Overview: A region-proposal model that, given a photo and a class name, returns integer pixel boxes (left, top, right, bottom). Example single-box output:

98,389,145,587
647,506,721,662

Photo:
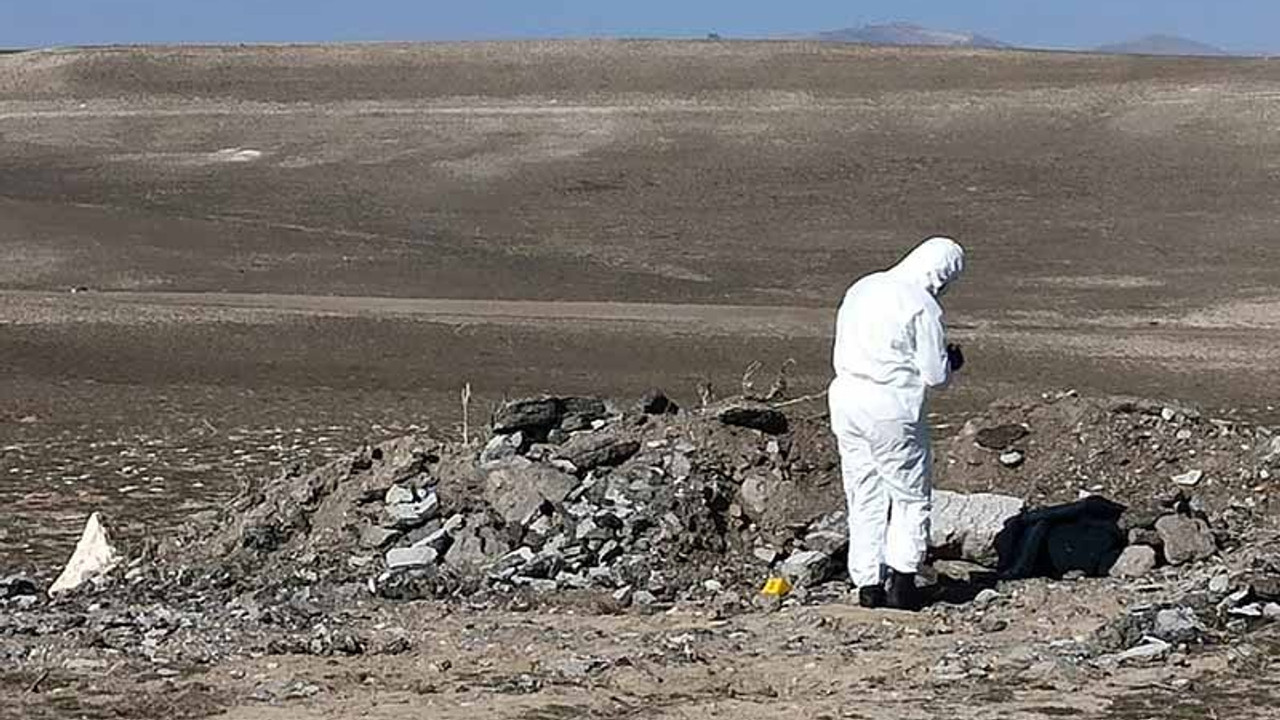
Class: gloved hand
947,343,965,373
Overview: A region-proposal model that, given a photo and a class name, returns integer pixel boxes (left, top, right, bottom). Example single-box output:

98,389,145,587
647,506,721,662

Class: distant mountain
815,22,1010,49
1095,34,1227,57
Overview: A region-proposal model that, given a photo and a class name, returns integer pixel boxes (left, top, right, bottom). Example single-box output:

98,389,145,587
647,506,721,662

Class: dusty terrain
3,41,1280,717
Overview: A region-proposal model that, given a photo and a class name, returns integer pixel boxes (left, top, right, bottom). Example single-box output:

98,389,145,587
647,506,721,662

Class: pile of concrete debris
12,389,1280,618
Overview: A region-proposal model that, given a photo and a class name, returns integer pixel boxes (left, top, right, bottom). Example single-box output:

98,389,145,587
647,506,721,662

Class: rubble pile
175,391,849,608
133,389,1279,608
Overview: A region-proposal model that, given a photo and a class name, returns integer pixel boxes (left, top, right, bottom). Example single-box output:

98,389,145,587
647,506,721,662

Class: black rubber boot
885,570,923,611
857,585,886,609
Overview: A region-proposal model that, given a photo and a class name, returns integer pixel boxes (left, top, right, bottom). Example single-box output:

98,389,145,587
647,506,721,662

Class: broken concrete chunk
554,433,639,473
1109,545,1158,579
1171,470,1204,487
929,491,1025,567
50,512,122,596
384,493,440,530
1155,514,1216,565
385,545,438,570
779,550,833,588
384,484,415,505
482,457,577,526
493,397,563,436
480,432,524,465
717,405,789,435
359,525,401,550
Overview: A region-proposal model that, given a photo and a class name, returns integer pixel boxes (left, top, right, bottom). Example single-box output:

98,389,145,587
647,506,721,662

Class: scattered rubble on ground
4,388,1280,704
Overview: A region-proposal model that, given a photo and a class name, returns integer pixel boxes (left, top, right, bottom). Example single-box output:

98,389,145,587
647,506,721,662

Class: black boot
885,570,922,611
857,585,886,609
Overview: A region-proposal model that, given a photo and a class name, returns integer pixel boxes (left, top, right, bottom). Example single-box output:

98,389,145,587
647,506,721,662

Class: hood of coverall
888,236,965,297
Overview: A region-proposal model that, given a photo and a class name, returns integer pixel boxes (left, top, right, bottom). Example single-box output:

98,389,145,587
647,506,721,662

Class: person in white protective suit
828,237,965,610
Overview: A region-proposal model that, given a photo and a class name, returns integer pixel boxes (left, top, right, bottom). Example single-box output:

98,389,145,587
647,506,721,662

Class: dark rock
562,397,607,421
975,424,1029,450
717,405,789,435
1155,515,1216,565
555,433,640,473
0,575,39,599
1127,528,1164,548
493,397,563,437
640,389,677,415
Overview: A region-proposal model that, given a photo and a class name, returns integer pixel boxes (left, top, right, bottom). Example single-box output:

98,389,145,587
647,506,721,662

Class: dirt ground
3,41,1280,717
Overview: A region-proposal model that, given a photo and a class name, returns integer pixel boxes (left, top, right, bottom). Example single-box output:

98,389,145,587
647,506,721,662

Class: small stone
1171,470,1204,487
385,545,438,570
979,616,1008,633
385,484,415,505
753,546,779,565
1117,637,1171,664
1109,545,1158,579
495,547,536,572
480,432,524,465
703,579,724,593
973,588,1002,609
359,525,400,550
998,450,1025,468
527,578,559,593
632,590,658,607
612,586,634,606
1264,603,1280,620
1153,606,1202,642
0,575,40,599
669,453,693,480
1161,408,1177,422
1209,574,1231,594
384,493,440,530
1176,429,1193,441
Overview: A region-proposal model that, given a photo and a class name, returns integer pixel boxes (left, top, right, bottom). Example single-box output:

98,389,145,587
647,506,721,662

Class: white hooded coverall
828,237,965,588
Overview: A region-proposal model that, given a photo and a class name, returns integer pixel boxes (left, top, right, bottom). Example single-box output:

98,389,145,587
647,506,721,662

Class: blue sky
3,1,1276,54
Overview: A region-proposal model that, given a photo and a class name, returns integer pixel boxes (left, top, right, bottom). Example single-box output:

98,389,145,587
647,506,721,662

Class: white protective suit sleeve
828,236,965,588
912,302,951,389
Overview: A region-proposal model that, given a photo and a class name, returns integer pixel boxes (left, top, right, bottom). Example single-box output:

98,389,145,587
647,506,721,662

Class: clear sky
2,1,1276,54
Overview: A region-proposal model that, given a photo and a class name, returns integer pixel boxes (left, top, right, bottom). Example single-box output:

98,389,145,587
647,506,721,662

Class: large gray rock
1109,545,1158,579
554,433,639,473
1155,515,1216,565
780,550,834,588
482,457,578,526
929,491,1025,566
